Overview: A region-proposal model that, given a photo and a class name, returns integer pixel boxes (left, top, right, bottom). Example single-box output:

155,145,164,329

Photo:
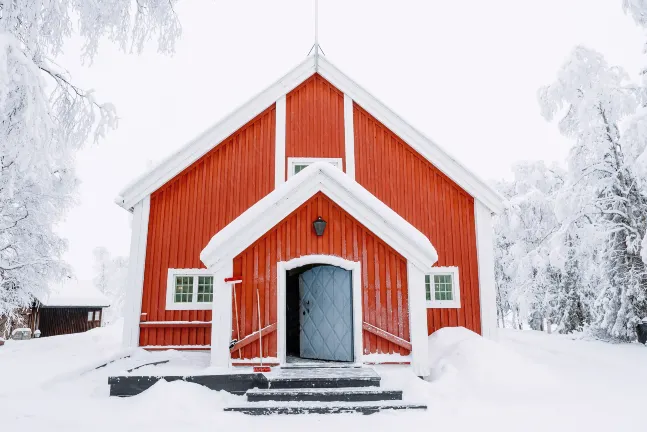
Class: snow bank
426,327,557,392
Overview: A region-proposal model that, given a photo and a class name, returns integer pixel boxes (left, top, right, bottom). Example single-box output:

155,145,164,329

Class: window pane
94,311,100,321
433,274,454,302
197,276,213,302
88,311,93,321
425,274,431,301
294,164,309,174
175,276,194,303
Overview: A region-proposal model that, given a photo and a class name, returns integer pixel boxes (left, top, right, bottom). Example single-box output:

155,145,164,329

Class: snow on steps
246,387,402,402
224,401,427,415
226,367,427,415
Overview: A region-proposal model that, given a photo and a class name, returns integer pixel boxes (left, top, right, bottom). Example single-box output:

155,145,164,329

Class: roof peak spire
307,0,325,68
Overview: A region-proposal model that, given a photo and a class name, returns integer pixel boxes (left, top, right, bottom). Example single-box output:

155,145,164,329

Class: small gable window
425,267,461,309
288,157,342,178
166,269,214,310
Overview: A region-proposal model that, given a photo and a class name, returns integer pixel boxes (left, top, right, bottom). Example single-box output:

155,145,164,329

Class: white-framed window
94,311,101,321
425,266,461,309
287,157,342,178
166,269,215,310
87,311,94,322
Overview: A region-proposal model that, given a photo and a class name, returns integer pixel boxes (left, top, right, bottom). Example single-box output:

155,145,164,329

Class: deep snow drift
1,324,645,431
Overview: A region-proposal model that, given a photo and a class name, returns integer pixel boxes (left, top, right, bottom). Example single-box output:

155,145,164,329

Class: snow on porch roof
200,162,438,272
115,54,504,214
34,279,110,308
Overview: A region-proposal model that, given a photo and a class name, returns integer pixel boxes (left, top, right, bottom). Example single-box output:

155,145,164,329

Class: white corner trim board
122,195,150,349
274,95,287,187
344,94,356,180
115,55,503,214
210,260,234,368
407,261,430,377
276,255,363,366
425,266,461,309
165,268,215,311
475,200,498,340
200,162,438,273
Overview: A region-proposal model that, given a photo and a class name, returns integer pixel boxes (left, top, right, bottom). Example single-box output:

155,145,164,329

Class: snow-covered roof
200,162,438,272
35,279,110,308
115,54,504,214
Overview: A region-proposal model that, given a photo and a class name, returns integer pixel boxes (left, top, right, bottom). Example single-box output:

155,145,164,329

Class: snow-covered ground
1,323,645,431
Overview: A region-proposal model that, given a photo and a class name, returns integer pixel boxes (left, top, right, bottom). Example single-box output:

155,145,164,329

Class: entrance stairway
224,367,427,415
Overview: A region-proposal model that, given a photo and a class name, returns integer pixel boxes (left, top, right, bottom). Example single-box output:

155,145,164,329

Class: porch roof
200,162,438,272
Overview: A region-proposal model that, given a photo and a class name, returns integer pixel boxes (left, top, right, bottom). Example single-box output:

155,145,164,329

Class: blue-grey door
299,265,353,362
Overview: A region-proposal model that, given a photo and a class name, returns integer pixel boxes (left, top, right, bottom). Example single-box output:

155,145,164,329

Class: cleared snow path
0,323,645,431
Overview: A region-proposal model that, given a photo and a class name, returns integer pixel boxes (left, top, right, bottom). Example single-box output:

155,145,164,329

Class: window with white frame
166,269,214,310
425,267,461,308
87,311,94,322
288,157,342,178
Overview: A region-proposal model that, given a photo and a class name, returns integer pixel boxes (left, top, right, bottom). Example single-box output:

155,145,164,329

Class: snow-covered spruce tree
0,2,181,321
539,47,647,340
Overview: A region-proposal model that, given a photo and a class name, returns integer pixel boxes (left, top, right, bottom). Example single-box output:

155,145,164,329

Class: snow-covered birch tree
0,1,181,320
539,46,647,340
92,247,128,324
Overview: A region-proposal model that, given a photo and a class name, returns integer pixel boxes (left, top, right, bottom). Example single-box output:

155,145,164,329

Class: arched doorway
285,264,353,362
277,255,363,365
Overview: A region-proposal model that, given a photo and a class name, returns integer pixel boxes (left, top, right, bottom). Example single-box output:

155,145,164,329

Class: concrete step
266,367,381,389
246,387,402,402
224,401,427,415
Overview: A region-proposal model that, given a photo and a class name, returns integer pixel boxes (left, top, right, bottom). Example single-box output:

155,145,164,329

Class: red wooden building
116,55,503,376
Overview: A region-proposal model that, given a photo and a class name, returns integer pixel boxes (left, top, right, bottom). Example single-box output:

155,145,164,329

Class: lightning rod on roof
307,0,325,67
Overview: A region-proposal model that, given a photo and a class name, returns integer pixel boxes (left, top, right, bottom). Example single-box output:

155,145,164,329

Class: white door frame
276,255,363,366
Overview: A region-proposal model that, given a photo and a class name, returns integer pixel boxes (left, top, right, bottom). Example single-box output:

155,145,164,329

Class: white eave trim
115,54,504,214
200,162,438,272
116,56,317,210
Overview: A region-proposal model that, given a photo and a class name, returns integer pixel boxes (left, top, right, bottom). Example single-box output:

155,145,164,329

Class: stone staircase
224,367,427,415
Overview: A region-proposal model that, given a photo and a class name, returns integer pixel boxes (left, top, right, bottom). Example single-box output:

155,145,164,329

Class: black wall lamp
313,216,327,236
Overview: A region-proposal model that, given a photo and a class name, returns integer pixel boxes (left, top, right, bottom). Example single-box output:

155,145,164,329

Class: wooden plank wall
231,192,410,359
38,308,102,337
139,106,276,347
353,103,481,335
285,74,346,175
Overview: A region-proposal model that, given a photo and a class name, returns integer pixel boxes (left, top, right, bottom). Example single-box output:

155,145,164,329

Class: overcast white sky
57,0,644,281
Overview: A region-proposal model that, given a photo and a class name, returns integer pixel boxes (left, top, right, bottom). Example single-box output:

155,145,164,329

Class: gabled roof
116,55,504,213
35,279,110,308
200,162,438,272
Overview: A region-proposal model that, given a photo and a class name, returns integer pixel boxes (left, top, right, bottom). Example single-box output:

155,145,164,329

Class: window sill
426,300,461,309
165,302,213,311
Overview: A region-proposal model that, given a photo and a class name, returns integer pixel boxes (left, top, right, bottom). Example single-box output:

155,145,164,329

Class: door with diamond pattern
298,265,353,362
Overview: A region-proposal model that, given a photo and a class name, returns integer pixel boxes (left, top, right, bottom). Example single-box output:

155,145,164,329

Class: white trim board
276,255,363,366
344,94,356,180
115,55,504,214
200,162,438,273
122,196,150,349
274,95,287,186
475,200,497,340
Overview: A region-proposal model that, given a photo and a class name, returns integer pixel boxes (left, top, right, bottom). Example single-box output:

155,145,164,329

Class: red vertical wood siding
231,192,410,359
285,74,346,175
139,106,276,346
353,103,482,335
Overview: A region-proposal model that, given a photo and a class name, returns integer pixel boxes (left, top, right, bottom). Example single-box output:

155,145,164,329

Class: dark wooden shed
30,280,110,337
